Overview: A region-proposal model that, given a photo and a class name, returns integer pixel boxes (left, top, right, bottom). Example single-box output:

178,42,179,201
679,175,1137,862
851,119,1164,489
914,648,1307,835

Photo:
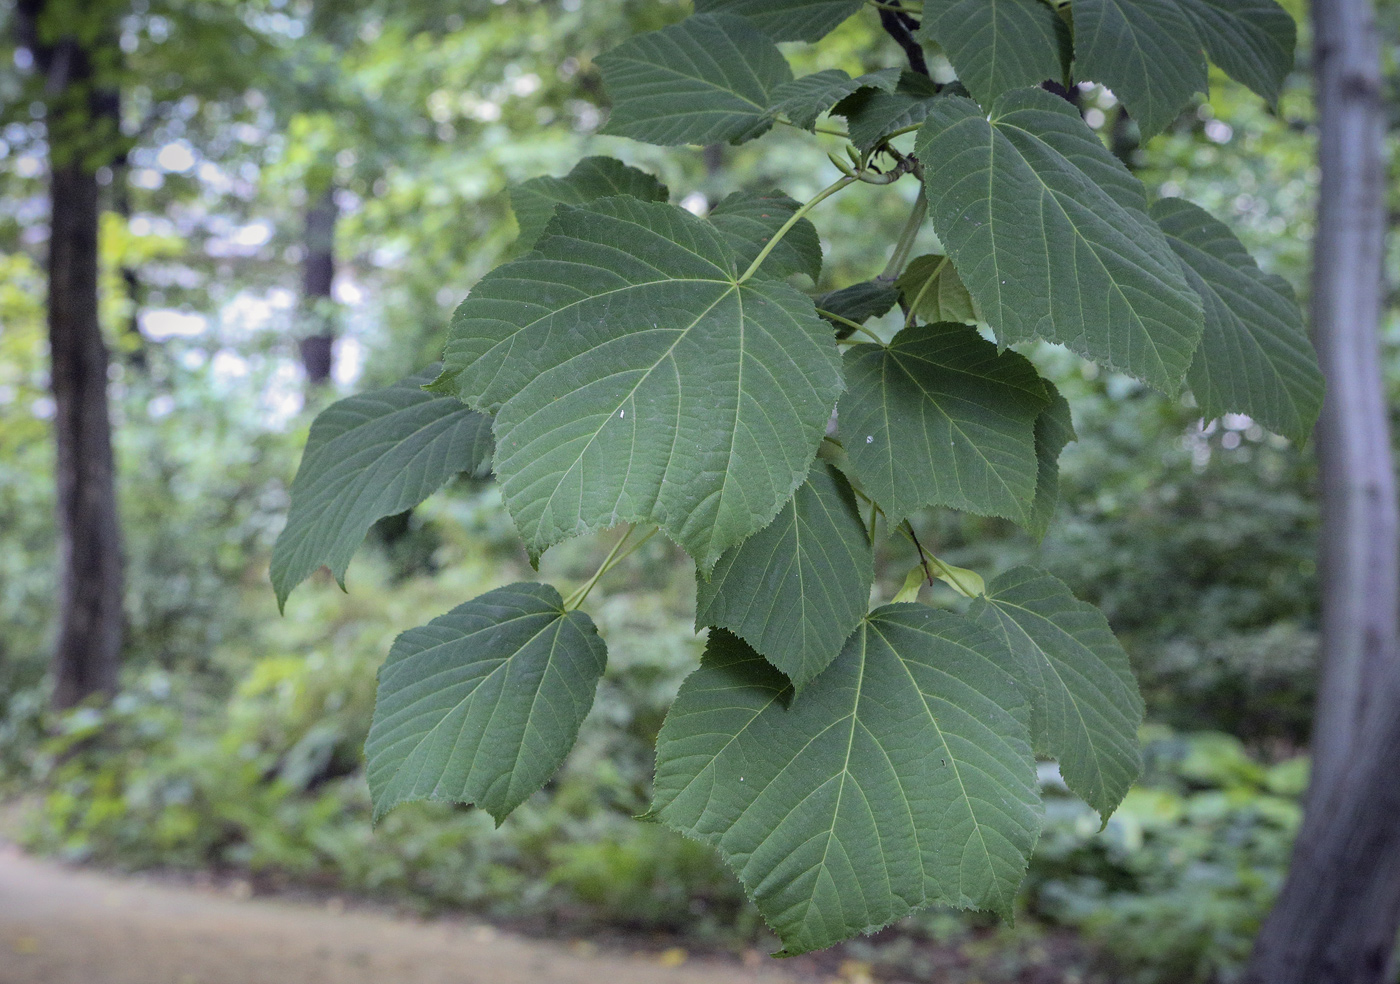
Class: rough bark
299,186,337,385
18,0,127,708
1243,0,1398,977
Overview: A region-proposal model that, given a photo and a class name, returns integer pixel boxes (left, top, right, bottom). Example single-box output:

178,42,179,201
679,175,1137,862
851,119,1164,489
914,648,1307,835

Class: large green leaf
437,197,843,572
708,190,823,282
694,0,864,42
650,613,1040,954
271,367,492,609
970,567,1143,820
896,254,978,325
1071,0,1207,137
365,582,607,823
815,280,900,338
768,68,901,130
696,463,872,693
1175,0,1296,104
915,88,1204,393
1025,382,1075,540
917,0,1070,107
597,14,792,146
835,71,943,153
1152,198,1322,443
840,322,1048,527
511,157,669,249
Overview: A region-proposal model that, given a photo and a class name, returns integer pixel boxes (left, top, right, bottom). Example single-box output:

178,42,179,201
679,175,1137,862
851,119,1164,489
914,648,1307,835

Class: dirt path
0,843,810,984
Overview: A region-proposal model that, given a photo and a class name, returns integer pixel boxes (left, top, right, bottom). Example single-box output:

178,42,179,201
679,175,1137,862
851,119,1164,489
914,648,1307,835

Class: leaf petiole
879,185,928,283
903,255,948,327
819,308,885,343
738,174,858,283
564,525,659,610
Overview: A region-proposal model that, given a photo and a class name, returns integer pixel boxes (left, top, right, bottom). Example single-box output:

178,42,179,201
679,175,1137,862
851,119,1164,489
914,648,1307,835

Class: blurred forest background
0,1,1398,981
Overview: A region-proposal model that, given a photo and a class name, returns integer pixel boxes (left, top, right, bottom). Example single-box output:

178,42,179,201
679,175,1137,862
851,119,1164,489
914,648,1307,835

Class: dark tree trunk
17,0,126,709
1243,0,1398,978
299,186,337,385
49,159,124,709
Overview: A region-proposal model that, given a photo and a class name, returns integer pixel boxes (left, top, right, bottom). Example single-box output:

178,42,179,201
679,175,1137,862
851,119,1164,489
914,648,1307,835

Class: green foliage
649,615,1040,953
511,157,671,250
896,254,978,326
271,0,1319,957
1153,198,1324,443
596,14,793,146
769,68,901,130
435,195,844,571
694,0,863,43
916,0,1070,108
835,71,943,153
695,464,872,693
916,89,1205,394
816,280,900,336
971,568,1144,820
1072,0,1211,139
841,322,1049,528
270,368,493,608
365,582,607,823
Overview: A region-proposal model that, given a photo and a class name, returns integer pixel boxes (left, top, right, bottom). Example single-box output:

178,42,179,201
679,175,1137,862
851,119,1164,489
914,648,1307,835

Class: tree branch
878,4,930,78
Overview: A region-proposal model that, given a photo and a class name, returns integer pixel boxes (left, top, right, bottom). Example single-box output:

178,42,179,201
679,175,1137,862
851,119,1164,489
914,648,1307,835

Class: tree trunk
17,0,127,709
1243,0,1397,977
299,186,337,385
49,158,125,709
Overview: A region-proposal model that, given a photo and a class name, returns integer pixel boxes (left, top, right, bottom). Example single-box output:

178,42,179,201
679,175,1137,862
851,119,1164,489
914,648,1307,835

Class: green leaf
709,190,823,282
896,254,978,325
915,88,1204,393
840,322,1048,527
271,367,492,610
816,280,900,339
835,71,943,153
1152,197,1322,443
1024,381,1075,540
696,463,873,693
438,197,843,573
1071,0,1207,137
511,157,669,249
970,567,1143,820
1175,0,1296,105
650,614,1039,954
694,0,864,42
365,582,607,823
597,14,793,146
769,68,902,129
916,0,1070,107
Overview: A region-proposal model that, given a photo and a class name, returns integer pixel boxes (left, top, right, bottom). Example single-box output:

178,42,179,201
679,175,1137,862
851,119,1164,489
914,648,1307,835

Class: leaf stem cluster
564,525,659,610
